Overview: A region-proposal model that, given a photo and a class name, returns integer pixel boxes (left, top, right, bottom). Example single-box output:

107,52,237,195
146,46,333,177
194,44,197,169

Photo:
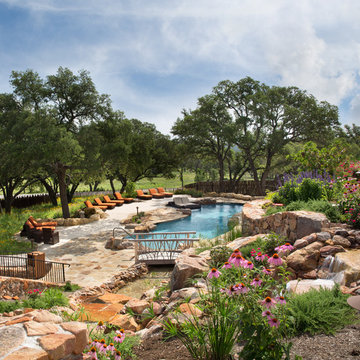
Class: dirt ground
132,322,360,360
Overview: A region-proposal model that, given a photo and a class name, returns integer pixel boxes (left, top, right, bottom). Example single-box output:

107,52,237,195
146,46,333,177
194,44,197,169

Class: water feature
319,255,345,284
153,203,243,239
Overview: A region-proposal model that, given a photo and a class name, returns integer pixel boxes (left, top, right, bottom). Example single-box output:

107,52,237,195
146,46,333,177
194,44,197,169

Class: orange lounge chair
94,198,116,209
157,187,173,197
84,200,107,211
29,215,57,228
103,195,124,206
114,192,134,203
149,188,165,199
136,190,152,200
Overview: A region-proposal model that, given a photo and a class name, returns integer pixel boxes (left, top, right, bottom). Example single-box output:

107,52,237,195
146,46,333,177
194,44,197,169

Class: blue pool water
154,203,243,239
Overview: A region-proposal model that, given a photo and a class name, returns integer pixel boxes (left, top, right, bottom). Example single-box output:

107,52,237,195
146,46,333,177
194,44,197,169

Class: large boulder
333,249,360,286
287,279,335,294
286,241,323,272
171,252,208,291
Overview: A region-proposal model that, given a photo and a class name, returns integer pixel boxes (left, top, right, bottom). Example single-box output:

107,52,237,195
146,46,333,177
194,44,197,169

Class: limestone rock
333,249,360,286
286,241,323,272
61,322,89,354
3,347,48,360
24,321,59,336
179,303,203,317
170,254,208,291
109,314,140,331
0,326,26,358
126,299,150,314
316,232,331,242
293,239,309,250
98,293,135,304
332,235,351,248
286,279,335,294
38,334,76,360
170,287,200,301
320,245,345,257
32,310,63,324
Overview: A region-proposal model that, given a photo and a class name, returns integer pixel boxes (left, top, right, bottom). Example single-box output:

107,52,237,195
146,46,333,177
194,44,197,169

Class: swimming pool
153,203,243,239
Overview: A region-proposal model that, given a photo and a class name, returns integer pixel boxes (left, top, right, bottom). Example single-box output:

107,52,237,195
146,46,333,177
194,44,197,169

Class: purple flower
262,310,272,319
115,350,122,360
276,296,286,304
222,261,232,269
244,261,254,270
268,253,283,266
255,252,266,261
262,267,272,275
226,285,238,296
261,296,277,308
96,320,106,331
235,283,249,294
208,268,221,279
114,333,125,343
251,277,262,287
233,255,244,267
88,346,98,360
268,317,280,328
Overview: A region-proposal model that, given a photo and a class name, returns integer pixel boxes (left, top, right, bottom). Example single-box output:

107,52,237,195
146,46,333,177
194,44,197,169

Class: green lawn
75,172,196,192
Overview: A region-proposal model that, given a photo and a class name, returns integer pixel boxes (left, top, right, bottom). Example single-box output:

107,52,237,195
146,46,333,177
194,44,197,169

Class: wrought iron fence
0,254,70,283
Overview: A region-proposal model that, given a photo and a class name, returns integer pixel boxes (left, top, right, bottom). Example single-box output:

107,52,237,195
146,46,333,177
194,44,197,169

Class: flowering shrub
27,288,42,300
85,323,139,360
274,171,338,205
165,244,300,360
337,161,360,228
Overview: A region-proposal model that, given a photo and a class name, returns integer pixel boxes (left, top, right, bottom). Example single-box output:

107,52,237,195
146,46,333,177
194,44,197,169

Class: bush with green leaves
174,188,203,198
287,285,357,335
209,245,233,268
265,200,342,223
22,287,68,309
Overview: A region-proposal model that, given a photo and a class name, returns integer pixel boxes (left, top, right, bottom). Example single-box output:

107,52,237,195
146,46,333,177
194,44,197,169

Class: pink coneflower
261,296,277,308
222,261,232,269
108,343,115,353
275,243,294,254
88,346,98,360
233,248,241,255
228,253,237,263
96,320,106,331
251,277,262,287
233,254,243,267
244,261,254,270
268,253,283,266
276,296,286,305
115,350,122,360
262,310,272,319
262,267,272,275
268,317,280,328
99,339,106,349
208,268,221,279
235,282,248,294
226,285,238,296
100,344,108,354
93,339,100,349
255,252,266,261
114,334,125,343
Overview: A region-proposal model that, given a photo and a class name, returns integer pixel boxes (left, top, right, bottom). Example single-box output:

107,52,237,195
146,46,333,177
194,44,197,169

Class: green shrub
22,288,68,309
273,181,298,205
297,178,323,202
287,285,357,335
238,237,265,259
209,245,233,268
0,300,21,313
174,188,203,198
262,232,288,254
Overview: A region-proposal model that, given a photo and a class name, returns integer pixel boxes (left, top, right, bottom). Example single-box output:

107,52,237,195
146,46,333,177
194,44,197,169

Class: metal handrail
112,226,136,239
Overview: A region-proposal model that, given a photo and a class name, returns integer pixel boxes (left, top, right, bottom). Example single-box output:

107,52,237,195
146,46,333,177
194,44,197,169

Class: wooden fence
185,180,278,196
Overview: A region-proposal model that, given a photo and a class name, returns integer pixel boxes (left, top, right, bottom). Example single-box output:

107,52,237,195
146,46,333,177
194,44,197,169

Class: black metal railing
0,254,70,283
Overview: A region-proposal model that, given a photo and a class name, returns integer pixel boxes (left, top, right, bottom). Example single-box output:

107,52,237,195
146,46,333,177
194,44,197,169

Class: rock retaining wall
241,199,330,241
0,277,61,298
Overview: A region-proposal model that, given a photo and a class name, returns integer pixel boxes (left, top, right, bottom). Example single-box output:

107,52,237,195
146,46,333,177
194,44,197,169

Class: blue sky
0,0,360,134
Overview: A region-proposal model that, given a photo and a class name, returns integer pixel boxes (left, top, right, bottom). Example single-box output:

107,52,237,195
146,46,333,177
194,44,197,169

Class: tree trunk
38,178,58,206
109,178,116,194
67,182,79,203
218,157,225,193
4,196,13,214
55,163,70,219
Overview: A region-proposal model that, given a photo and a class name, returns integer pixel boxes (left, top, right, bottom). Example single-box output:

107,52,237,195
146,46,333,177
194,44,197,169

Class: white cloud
1,0,360,127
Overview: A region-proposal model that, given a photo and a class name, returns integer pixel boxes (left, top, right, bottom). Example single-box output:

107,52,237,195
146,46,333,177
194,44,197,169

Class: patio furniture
148,188,165,199
28,215,57,228
103,195,124,206
157,187,173,197
168,196,201,209
114,192,134,203
21,220,58,244
93,198,116,209
84,200,107,211
136,190,152,200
